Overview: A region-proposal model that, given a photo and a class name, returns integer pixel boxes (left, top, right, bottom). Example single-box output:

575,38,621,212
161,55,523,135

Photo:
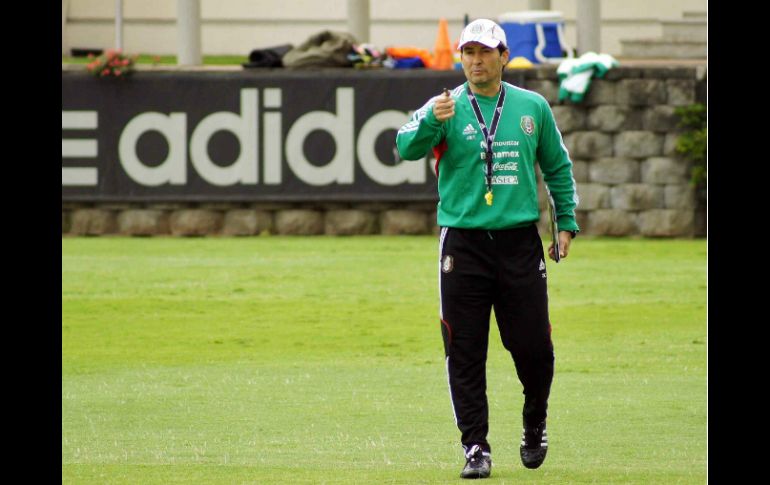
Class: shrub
674,103,707,190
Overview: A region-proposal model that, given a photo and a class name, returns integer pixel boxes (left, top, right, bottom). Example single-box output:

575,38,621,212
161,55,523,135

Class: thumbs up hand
433,88,455,122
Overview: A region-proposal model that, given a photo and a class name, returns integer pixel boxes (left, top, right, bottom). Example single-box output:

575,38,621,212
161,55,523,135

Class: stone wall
525,64,706,238
62,64,706,238
62,202,441,237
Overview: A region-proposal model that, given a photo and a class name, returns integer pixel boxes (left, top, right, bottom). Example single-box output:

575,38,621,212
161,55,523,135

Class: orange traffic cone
432,18,453,70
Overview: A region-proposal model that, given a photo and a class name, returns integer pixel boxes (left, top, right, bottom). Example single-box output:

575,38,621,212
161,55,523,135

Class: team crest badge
520,115,535,136
441,255,454,273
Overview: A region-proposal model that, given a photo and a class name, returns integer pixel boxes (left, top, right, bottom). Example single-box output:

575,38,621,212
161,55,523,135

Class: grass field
62,236,707,484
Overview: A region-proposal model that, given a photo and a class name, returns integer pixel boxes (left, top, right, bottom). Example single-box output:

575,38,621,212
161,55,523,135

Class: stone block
588,158,640,184
642,105,679,133
610,184,664,210
254,211,274,234
666,79,697,106
663,133,680,157
222,210,257,236
641,157,690,184
275,210,324,235
117,210,170,236
614,131,664,158
222,210,273,236
525,80,559,104
62,211,71,234
616,79,667,106
586,105,642,132
505,71,527,89
583,80,617,106
551,105,586,132
664,184,696,210
380,210,429,235
563,131,613,158
638,209,695,237
70,209,117,235
575,183,610,210
526,65,559,81
169,210,223,236
429,211,440,236
586,209,637,236
325,210,378,235
694,209,707,237
571,160,589,183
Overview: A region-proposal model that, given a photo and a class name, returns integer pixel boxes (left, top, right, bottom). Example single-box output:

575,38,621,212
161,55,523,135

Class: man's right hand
433,88,455,122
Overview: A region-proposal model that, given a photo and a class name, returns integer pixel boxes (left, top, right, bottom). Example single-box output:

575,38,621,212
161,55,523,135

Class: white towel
557,52,619,102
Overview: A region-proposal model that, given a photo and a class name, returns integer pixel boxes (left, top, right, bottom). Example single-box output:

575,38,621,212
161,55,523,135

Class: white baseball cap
457,19,508,51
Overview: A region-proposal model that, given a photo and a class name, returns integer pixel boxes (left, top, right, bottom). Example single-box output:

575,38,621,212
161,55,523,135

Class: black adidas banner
62,69,524,202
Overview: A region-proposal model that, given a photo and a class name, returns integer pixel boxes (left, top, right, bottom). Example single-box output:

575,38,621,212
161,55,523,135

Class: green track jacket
396,81,579,232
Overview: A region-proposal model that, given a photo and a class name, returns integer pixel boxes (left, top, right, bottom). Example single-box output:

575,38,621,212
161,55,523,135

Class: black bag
242,44,293,68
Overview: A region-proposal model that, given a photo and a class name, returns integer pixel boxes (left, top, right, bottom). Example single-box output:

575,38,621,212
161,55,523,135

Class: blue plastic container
498,11,569,64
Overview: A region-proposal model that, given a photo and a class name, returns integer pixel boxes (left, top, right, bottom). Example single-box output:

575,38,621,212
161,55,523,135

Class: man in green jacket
396,18,579,479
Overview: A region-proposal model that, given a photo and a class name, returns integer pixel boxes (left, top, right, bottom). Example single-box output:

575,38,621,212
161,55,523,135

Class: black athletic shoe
460,444,492,479
520,420,548,469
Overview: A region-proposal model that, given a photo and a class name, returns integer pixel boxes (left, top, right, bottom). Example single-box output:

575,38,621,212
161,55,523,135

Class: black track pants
438,225,554,453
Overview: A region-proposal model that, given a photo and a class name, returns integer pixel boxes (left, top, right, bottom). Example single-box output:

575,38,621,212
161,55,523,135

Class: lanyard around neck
465,83,506,204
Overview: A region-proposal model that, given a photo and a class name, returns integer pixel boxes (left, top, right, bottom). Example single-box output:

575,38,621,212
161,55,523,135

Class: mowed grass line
62,236,706,484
